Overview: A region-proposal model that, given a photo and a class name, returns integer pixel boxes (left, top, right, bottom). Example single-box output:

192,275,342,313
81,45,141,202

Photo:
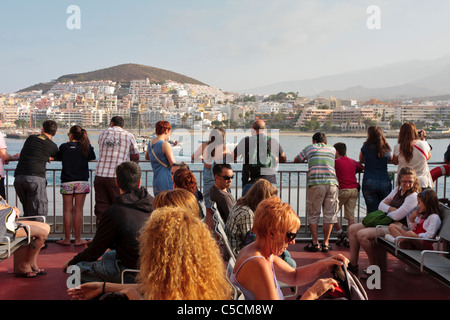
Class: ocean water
3,129,449,187
4,129,449,218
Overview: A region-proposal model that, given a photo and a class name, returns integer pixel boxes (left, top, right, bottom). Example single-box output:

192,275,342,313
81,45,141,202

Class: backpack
0,207,19,245
246,135,273,169
327,264,368,300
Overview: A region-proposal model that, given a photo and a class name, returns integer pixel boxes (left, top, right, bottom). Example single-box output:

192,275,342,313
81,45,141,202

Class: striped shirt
296,143,338,187
96,126,139,178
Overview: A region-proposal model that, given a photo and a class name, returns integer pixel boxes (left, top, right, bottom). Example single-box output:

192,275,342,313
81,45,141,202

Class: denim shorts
362,178,392,214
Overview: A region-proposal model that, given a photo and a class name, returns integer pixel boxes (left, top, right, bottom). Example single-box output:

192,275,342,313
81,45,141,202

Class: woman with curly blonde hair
230,196,348,300
153,188,200,217
68,206,232,300
138,207,232,300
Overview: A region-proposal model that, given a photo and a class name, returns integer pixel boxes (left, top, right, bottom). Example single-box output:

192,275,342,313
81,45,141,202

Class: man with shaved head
233,120,286,196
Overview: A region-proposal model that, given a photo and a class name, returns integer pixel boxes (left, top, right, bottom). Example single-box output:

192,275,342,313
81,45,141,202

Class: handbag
362,210,394,227
0,207,19,244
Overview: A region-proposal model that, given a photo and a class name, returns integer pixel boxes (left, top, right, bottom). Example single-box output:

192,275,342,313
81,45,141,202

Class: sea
3,128,449,184
3,128,449,218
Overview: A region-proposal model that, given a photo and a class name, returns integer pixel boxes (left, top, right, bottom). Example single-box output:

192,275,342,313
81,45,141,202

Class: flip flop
74,240,88,247
33,268,47,276
15,272,38,278
57,240,71,246
304,241,321,252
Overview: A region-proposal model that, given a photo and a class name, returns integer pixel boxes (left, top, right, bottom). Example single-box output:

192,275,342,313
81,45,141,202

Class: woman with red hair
172,168,205,219
145,121,176,196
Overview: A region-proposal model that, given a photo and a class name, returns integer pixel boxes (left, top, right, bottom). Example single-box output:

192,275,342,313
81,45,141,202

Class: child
386,189,441,250
333,143,364,246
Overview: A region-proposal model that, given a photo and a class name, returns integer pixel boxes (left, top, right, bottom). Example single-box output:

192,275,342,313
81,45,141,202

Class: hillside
18,63,207,92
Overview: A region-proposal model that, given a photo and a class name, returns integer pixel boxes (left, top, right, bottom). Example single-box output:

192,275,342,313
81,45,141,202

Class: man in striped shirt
94,116,140,222
294,132,339,252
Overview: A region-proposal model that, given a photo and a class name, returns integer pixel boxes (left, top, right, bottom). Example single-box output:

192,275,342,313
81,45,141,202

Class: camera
418,130,426,140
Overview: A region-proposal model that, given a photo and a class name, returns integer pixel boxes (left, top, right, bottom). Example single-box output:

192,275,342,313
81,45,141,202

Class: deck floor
0,240,449,300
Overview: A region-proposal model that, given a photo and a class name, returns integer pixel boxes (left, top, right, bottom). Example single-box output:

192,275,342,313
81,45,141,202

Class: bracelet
102,281,106,294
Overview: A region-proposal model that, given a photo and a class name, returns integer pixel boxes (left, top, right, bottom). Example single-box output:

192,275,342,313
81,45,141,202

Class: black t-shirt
14,134,58,178
234,134,284,184
56,142,96,183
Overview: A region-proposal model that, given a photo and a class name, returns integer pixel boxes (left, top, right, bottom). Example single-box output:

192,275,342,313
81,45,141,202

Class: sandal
321,243,332,252
304,241,321,252
15,272,38,278
33,268,47,276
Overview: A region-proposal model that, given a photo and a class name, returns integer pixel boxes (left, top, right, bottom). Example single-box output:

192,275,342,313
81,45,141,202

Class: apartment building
394,105,450,123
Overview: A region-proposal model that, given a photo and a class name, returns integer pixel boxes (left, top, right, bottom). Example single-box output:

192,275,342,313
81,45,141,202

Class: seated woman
230,196,348,300
225,179,278,254
153,188,200,216
0,198,50,278
348,166,421,277
172,168,205,219
68,206,232,300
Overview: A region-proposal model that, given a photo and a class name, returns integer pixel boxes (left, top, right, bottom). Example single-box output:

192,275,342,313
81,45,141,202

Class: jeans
362,178,392,214
76,250,136,284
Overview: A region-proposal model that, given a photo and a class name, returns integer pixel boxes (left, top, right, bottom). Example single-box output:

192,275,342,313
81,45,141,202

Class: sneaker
385,234,396,243
343,237,350,247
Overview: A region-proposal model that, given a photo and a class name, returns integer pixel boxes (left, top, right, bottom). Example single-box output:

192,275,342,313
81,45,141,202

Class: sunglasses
221,175,234,181
285,232,297,242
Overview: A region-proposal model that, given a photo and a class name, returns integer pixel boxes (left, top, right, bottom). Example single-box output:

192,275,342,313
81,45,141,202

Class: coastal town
1,78,450,135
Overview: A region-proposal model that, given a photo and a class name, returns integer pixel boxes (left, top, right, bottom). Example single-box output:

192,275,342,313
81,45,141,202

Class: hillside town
1,79,450,133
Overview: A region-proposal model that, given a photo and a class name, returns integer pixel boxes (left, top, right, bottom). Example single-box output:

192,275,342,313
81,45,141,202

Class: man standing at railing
294,132,339,253
233,120,286,197
94,116,140,224
13,120,58,217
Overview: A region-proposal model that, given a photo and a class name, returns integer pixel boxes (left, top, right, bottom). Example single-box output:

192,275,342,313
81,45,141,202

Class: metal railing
4,162,450,239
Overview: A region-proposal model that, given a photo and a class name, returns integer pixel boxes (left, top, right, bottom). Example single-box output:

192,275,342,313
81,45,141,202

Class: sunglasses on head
221,175,234,180
285,232,297,242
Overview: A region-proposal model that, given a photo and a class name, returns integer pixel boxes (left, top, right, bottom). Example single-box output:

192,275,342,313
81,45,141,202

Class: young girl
387,189,442,250
57,125,96,246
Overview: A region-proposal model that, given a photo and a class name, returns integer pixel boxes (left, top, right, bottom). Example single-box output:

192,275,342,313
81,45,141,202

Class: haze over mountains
243,54,450,100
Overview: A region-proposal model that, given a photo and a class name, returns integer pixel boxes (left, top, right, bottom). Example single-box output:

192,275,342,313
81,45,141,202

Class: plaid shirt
225,205,254,255
96,126,139,178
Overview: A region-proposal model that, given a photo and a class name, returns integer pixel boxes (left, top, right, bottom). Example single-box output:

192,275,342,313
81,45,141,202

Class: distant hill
18,63,207,93
243,54,450,99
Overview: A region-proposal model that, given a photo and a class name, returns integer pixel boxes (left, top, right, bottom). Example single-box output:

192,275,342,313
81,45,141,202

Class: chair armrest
420,250,449,273
17,216,46,223
0,237,11,258
121,269,139,284
394,236,439,256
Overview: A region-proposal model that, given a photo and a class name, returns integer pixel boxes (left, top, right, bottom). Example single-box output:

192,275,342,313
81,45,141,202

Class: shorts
306,184,339,224
60,181,90,195
338,188,359,221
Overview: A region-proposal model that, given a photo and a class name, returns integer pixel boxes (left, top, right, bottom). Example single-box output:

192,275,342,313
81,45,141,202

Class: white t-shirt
393,140,433,188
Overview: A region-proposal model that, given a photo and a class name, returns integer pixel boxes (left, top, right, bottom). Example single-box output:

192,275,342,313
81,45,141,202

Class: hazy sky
1,0,450,94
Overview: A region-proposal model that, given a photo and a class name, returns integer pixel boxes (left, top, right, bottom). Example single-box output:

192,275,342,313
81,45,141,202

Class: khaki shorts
338,188,359,221
306,184,339,224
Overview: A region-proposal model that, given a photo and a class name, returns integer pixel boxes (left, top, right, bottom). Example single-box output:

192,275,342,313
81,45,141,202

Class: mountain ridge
18,63,207,93
242,54,450,99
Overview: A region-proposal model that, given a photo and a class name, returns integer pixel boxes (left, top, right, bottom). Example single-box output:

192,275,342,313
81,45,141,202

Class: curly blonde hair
153,189,199,216
137,207,232,300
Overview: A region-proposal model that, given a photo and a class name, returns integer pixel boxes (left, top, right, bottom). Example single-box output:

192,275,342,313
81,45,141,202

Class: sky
1,0,450,94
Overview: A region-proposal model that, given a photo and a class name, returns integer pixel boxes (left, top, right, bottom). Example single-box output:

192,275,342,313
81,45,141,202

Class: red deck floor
0,240,449,300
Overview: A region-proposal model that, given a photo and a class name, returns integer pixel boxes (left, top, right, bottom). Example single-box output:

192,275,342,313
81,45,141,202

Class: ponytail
70,126,90,158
